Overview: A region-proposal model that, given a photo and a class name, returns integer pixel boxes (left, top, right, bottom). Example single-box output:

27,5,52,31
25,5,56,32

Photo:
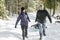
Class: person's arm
35,11,38,22
15,14,21,28
46,11,52,23
27,15,31,22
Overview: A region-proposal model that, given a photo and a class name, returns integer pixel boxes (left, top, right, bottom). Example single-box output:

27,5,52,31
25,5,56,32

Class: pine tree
45,0,58,16
0,0,8,19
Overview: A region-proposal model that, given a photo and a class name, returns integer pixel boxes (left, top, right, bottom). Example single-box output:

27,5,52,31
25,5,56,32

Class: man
35,5,52,39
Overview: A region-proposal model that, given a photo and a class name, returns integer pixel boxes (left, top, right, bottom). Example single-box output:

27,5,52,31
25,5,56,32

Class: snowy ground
0,12,60,40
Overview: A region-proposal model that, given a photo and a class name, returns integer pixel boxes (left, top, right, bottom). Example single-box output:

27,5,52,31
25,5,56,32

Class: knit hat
21,7,25,12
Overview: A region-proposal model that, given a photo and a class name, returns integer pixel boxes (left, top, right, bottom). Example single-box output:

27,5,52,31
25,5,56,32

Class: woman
15,7,30,38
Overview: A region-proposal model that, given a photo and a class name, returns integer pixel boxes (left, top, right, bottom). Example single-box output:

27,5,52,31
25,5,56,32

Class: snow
0,12,60,40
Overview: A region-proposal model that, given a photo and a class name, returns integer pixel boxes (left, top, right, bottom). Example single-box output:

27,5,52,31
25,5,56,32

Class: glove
50,21,52,23
29,20,31,22
15,25,17,28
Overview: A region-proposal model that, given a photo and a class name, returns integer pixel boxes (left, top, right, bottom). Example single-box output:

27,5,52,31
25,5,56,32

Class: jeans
38,22,46,36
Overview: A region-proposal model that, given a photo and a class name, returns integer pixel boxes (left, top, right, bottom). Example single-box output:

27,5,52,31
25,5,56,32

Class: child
15,7,30,38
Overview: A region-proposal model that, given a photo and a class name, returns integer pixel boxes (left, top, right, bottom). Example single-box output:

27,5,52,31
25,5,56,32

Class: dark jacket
35,10,52,23
15,12,30,27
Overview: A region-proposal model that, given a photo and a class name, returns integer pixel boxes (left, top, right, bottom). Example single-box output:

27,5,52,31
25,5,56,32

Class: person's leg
42,23,46,36
38,23,43,40
21,25,24,36
25,26,28,38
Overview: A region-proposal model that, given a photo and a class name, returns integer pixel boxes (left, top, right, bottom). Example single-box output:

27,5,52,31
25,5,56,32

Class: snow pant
21,25,28,36
38,22,46,36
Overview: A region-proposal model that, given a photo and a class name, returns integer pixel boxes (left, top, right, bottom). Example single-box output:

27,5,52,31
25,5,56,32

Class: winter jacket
35,10,52,23
15,12,30,27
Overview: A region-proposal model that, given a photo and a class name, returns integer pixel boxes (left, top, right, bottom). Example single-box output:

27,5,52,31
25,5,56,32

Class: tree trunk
52,0,55,16
25,0,29,11
50,0,51,15
43,0,45,10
